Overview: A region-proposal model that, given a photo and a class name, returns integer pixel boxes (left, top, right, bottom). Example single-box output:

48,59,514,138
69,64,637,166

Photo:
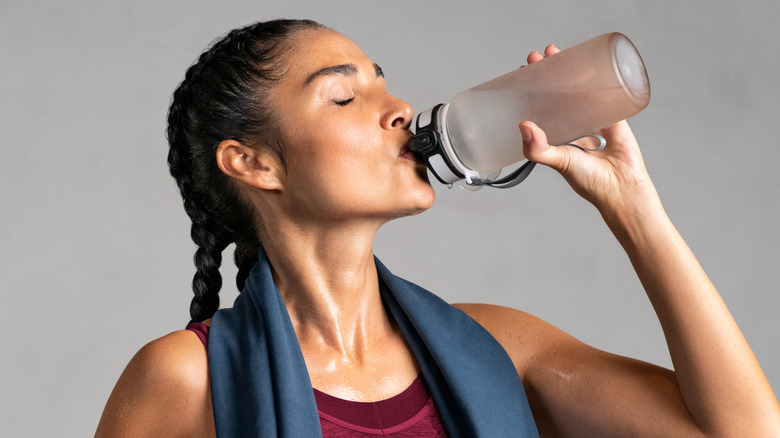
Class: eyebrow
303,62,384,86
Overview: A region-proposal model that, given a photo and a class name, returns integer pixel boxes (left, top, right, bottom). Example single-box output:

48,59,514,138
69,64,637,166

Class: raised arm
500,46,780,436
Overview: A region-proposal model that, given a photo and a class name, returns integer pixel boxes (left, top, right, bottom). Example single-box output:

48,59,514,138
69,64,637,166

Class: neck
253,211,421,400
260,216,393,355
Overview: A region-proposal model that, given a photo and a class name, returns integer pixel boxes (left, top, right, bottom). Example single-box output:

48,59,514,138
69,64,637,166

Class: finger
526,51,545,64
544,44,561,56
520,121,570,172
600,119,633,142
597,120,640,154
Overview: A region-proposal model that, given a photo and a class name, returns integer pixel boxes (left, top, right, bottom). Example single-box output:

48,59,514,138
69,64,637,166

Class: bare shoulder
95,329,214,437
453,303,584,378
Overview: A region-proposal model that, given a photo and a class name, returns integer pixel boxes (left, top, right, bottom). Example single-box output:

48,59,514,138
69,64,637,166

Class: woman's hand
520,45,656,216
515,45,780,437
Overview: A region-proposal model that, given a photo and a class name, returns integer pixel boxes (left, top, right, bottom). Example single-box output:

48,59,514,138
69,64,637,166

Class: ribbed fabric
315,376,447,437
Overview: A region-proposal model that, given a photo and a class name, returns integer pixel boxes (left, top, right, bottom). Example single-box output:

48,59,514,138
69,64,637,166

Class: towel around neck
208,247,539,437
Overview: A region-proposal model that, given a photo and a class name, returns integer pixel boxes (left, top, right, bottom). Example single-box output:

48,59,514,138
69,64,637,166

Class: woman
96,19,780,437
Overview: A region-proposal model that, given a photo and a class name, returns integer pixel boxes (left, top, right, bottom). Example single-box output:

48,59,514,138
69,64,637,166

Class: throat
301,311,420,402
306,339,420,402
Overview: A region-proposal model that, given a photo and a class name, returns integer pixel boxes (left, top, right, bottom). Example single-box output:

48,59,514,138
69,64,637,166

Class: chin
379,185,435,220
420,185,436,210
405,184,436,216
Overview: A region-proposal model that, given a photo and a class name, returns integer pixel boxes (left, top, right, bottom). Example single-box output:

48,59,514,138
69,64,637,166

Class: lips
398,142,419,162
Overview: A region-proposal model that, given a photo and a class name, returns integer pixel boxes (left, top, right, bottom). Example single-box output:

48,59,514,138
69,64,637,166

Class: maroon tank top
186,322,448,437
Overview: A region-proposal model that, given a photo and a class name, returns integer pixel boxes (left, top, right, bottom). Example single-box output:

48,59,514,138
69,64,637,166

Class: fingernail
520,125,532,143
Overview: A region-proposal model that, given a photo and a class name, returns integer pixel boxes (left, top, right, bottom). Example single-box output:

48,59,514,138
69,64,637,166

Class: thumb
520,121,570,173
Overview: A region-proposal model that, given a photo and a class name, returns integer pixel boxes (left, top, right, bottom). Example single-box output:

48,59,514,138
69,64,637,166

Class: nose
382,94,413,130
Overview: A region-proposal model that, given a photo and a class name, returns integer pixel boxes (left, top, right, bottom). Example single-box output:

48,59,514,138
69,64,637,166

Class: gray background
2,1,778,436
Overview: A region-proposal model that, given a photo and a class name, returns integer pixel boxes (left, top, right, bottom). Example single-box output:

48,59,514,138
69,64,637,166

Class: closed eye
333,97,355,106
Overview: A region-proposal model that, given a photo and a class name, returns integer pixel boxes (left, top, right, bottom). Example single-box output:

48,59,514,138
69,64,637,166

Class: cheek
308,121,386,181
283,131,385,207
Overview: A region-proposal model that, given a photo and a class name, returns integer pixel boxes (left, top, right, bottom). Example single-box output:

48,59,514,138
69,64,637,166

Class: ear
216,139,284,191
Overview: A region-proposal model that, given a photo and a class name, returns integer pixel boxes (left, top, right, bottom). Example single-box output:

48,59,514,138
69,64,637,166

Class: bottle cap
410,104,537,188
409,104,465,184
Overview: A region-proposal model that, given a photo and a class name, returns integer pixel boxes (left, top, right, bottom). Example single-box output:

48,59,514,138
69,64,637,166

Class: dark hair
166,19,325,322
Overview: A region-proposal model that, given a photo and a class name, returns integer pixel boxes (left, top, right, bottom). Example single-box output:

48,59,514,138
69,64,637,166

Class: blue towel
209,247,539,437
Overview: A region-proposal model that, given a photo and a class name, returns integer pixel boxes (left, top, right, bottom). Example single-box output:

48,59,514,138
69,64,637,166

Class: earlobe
216,140,283,191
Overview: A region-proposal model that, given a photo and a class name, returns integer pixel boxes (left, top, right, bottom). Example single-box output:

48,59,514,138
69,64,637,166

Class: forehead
283,29,372,83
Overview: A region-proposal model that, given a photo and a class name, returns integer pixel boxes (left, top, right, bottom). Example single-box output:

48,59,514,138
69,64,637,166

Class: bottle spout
410,104,465,185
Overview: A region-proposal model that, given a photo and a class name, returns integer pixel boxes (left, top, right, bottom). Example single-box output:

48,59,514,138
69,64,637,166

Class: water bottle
409,32,650,188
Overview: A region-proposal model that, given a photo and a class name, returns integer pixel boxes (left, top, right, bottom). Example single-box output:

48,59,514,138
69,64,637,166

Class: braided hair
166,19,325,322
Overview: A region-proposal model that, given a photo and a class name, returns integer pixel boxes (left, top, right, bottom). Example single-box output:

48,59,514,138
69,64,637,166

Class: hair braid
166,19,324,322
189,214,232,321
234,232,260,292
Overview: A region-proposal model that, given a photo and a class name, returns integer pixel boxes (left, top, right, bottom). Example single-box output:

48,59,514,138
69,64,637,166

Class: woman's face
268,28,435,225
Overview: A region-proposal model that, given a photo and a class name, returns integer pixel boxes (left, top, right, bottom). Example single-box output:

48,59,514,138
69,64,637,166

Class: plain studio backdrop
2,1,778,436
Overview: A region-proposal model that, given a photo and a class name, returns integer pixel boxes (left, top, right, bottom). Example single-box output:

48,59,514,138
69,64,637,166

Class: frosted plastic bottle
410,32,650,186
